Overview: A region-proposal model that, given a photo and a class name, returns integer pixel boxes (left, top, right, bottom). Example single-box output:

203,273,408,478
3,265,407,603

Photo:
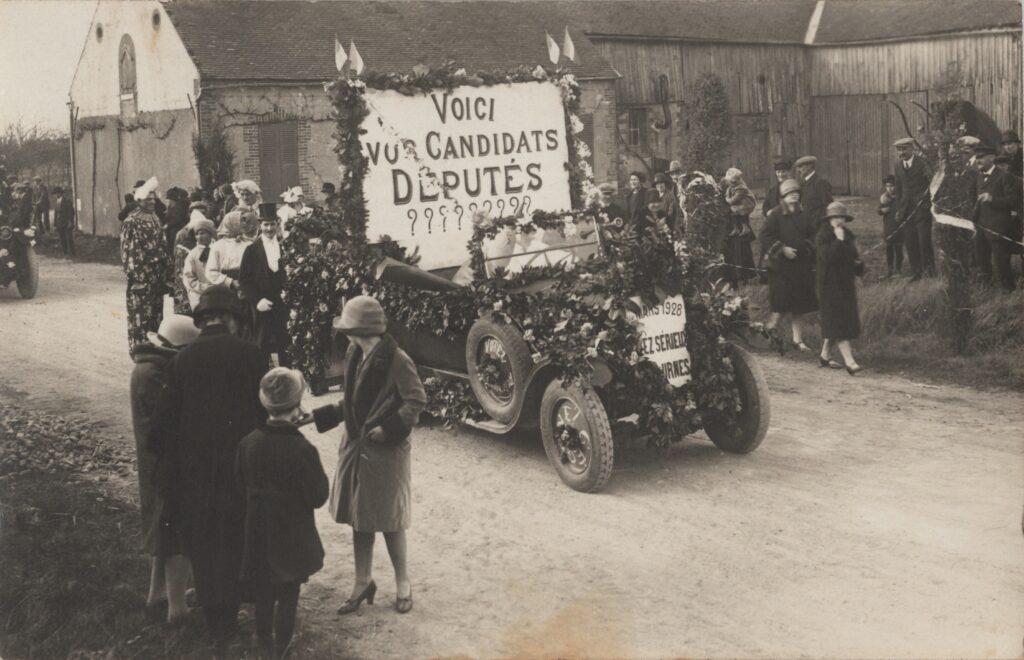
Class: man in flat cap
893,137,935,280
970,143,1020,291
1000,130,1022,179
794,155,833,226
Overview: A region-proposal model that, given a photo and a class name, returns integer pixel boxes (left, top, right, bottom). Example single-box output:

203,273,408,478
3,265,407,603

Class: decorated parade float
282,58,770,492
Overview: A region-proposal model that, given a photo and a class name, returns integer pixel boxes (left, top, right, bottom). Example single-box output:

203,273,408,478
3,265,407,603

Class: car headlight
0,227,13,241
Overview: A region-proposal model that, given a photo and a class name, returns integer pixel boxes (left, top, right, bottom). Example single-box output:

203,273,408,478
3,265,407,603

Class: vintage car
0,224,39,299
328,218,771,493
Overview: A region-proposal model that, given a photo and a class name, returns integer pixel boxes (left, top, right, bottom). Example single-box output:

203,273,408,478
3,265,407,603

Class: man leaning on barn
793,155,833,225
893,137,935,280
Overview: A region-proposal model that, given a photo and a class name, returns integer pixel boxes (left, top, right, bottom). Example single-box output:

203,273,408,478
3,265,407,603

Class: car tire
466,315,532,424
539,379,614,492
16,247,38,299
703,342,771,454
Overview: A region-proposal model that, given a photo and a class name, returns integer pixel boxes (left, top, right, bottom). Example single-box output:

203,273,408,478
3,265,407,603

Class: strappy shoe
791,341,813,352
395,589,413,614
337,581,376,615
818,356,843,369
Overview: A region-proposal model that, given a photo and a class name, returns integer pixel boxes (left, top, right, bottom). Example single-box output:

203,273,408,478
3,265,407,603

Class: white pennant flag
545,32,560,65
349,41,365,75
562,27,577,62
334,35,347,71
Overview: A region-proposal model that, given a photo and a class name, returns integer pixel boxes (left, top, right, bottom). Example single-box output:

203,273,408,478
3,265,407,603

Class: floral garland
281,62,750,445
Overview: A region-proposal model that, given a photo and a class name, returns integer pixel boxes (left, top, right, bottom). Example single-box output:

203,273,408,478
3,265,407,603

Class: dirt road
2,256,1022,658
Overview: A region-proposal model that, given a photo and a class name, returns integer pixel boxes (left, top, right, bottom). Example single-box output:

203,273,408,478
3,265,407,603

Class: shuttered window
258,121,300,201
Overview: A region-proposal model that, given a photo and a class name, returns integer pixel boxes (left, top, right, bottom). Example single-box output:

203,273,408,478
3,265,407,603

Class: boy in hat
240,207,291,367
877,175,902,277
893,137,935,280
970,143,1019,290
794,155,833,225
236,367,328,659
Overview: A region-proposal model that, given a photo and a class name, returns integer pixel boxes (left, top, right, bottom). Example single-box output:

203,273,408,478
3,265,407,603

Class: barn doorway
258,120,299,201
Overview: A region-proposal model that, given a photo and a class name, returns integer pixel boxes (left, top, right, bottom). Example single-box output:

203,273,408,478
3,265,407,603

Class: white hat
233,179,260,195
280,186,304,203
146,314,200,349
188,208,210,227
133,176,159,201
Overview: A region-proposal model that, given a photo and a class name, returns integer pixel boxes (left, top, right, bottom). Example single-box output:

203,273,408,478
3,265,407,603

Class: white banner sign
636,294,691,387
360,81,572,270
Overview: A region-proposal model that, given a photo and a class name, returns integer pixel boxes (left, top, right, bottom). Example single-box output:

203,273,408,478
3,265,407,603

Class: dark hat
333,295,387,336
52,185,63,194
258,201,279,222
192,285,244,325
882,175,896,185
973,143,997,156
320,182,336,194
628,171,646,181
133,179,147,189
1001,130,1021,145
653,172,672,186
773,158,791,171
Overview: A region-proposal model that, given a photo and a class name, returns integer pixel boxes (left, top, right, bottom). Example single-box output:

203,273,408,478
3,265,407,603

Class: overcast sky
0,0,99,133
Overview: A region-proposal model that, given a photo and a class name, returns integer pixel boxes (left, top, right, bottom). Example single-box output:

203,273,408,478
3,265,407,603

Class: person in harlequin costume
120,177,172,356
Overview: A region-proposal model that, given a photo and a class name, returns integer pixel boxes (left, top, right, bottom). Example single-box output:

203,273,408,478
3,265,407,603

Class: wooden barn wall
810,32,1022,133
594,40,812,189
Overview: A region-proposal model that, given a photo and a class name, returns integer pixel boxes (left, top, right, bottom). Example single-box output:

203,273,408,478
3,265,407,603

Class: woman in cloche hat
815,201,865,375
311,295,427,615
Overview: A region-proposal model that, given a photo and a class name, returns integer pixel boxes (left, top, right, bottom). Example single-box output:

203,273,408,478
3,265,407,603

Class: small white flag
334,35,347,71
349,41,365,75
545,32,560,65
562,27,577,62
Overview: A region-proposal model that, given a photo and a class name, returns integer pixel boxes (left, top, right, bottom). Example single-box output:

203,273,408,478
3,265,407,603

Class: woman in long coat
759,178,818,353
312,295,427,615
130,314,198,622
816,202,864,374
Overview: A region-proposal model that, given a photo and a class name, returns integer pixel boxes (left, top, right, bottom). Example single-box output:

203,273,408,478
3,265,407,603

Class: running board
463,417,516,435
420,366,470,380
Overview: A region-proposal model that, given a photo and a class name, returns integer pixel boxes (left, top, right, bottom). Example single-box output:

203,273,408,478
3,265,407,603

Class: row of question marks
406,196,533,235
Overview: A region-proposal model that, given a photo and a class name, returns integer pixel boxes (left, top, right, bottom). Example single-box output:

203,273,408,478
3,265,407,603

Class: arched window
118,34,137,118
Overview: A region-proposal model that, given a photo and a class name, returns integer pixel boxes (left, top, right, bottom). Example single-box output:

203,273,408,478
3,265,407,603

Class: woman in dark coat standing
816,202,864,375
130,314,198,622
313,295,427,615
759,178,819,353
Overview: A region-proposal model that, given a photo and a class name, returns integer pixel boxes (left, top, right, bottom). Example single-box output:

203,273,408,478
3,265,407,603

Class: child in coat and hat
236,368,329,659
877,175,903,278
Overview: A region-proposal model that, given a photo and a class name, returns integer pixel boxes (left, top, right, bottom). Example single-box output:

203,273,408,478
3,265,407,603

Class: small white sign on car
635,293,691,387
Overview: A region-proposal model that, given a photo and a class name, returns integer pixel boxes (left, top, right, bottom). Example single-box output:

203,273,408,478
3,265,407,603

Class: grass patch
34,230,121,266
742,196,1024,391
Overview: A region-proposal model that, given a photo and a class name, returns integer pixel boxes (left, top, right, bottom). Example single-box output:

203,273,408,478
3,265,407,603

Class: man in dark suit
970,144,1020,291
240,206,291,367
624,171,650,233
31,177,50,233
53,186,76,256
893,138,935,280
1001,130,1023,179
793,155,833,226
762,158,791,218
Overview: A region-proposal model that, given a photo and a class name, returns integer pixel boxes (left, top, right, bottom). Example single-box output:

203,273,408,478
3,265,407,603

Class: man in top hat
120,177,172,356
892,137,936,280
794,155,833,225
1000,130,1022,179
970,143,1020,291
53,185,76,256
240,205,292,367
149,285,268,647
31,176,50,234
762,158,792,218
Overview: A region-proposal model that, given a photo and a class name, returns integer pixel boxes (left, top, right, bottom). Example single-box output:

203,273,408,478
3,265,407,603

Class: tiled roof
814,0,1022,44
164,0,619,82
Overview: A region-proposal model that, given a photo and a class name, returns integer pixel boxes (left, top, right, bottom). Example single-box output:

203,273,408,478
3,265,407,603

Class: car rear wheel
539,379,614,492
703,342,770,454
466,316,532,424
16,247,38,299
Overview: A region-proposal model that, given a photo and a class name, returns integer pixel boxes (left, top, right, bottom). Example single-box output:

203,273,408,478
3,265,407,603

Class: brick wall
580,79,620,192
